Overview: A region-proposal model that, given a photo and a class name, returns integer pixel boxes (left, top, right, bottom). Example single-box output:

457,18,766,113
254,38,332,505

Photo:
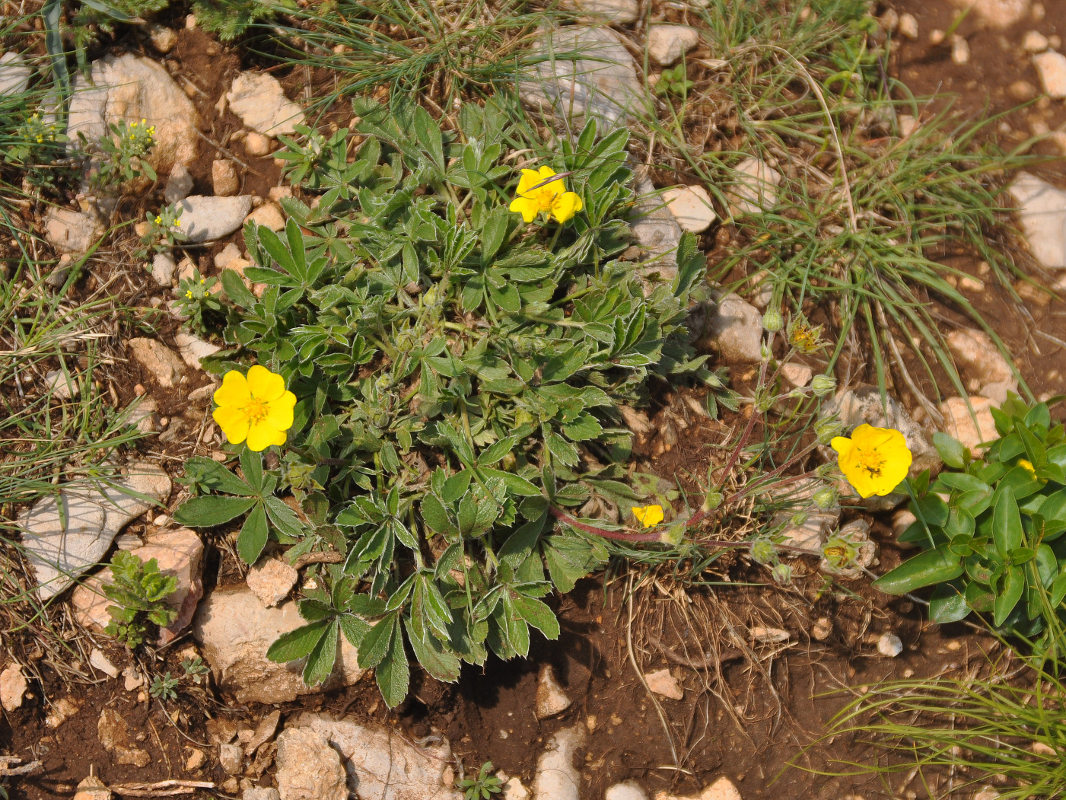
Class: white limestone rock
644,668,684,700
1033,50,1066,98
175,195,253,243
695,293,763,364
532,725,585,800
226,71,305,137
945,327,1017,404
67,54,199,176
727,157,782,217
287,712,462,800
0,663,28,712
193,587,365,704
127,337,186,388
535,664,572,719
647,25,700,67
19,463,171,600
246,557,299,608
0,51,31,96
174,332,221,370
558,0,638,23
939,396,998,451
946,0,1029,30
44,207,103,255
275,727,348,800
1009,172,1066,269
518,26,648,128
661,185,717,233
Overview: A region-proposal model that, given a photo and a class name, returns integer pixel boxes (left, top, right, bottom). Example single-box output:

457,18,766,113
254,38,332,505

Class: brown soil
3,3,1066,800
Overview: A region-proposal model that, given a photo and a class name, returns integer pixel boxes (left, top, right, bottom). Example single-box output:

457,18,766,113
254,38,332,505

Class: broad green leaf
303,619,339,686
932,431,966,469
405,615,460,683
376,622,411,708
872,548,963,594
929,585,969,624
358,614,396,669
182,456,255,496
421,493,452,534
174,495,255,527
512,594,560,640
993,565,1026,625
339,614,371,648
267,619,332,663
264,496,307,540
992,485,1022,555
237,502,269,563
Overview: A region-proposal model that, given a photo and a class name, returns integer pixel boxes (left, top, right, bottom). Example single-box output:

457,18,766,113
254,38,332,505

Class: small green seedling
654,63,694,98
103,550,178,649
458,761,503,800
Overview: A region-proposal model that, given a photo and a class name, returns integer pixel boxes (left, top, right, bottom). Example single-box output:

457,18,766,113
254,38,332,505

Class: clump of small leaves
175,268,223,335
86,118,157,190
192,0,294,40
102,550,178,649
654,62,694,98
458,761,503,800
137,203,186,258
175,97,716,706
149,671,179,701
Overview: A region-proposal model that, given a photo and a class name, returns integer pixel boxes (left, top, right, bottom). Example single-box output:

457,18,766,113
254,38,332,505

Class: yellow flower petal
509,195,540,223
265,391,297,430
213,370,250,407
246,421,282,452
515,167,553,196
212,404,249,445
247,365,286,402
631,504,664,527
550,191,582,223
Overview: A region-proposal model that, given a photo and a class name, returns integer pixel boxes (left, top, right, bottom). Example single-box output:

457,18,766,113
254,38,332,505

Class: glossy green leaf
992,485,1022,555
872,548,963,594
174,495,255,528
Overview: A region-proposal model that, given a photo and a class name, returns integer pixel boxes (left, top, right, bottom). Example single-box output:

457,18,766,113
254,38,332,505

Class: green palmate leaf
237,502,270,563
358,614,396,669
873,548,963,594
405,614,460,683
376,622,411,708
267,619,334,663
174,495,256,527
512,594,560,640
303,619,339,686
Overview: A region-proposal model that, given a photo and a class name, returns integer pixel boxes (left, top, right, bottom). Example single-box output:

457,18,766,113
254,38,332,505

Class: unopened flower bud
812,486,838,509
771,562,793,584
815,417,844,444
762,308,784,332
811,374,836,397
750,539,774,564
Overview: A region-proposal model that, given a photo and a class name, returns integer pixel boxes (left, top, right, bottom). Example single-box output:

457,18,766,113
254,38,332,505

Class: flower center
855,447,885,477
243,396,269,425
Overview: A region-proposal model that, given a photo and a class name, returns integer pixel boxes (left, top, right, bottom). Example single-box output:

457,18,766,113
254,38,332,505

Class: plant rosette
874,395,1066,651
173,100,719,706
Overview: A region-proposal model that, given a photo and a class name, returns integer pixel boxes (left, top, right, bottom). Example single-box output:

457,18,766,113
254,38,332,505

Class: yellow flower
830,424,913,499
631,504,665,528
508,166,583,224
1018,459,1038,478
173,219,180,227
185,290,193,299
212,366,297,452
154,215,162,224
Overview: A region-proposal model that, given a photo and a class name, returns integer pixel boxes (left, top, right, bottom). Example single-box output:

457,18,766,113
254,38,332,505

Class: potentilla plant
174,98,717,705
874,395,1066,656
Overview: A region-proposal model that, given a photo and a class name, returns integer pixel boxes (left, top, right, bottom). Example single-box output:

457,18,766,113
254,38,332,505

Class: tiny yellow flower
140,118,146,126
173,220,180,227
199,277,206,284
185,290,193,299
631,504,665,528
212,366,297,452
509,166,583,224
831,424,913,499
1018,459,1038,478
154,215,162,224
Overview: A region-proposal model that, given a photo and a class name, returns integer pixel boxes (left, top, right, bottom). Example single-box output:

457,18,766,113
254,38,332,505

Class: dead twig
110,779,216,797
0,756,43,777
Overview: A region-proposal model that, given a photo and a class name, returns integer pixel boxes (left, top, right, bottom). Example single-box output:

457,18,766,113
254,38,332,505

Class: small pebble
876,633,903,657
